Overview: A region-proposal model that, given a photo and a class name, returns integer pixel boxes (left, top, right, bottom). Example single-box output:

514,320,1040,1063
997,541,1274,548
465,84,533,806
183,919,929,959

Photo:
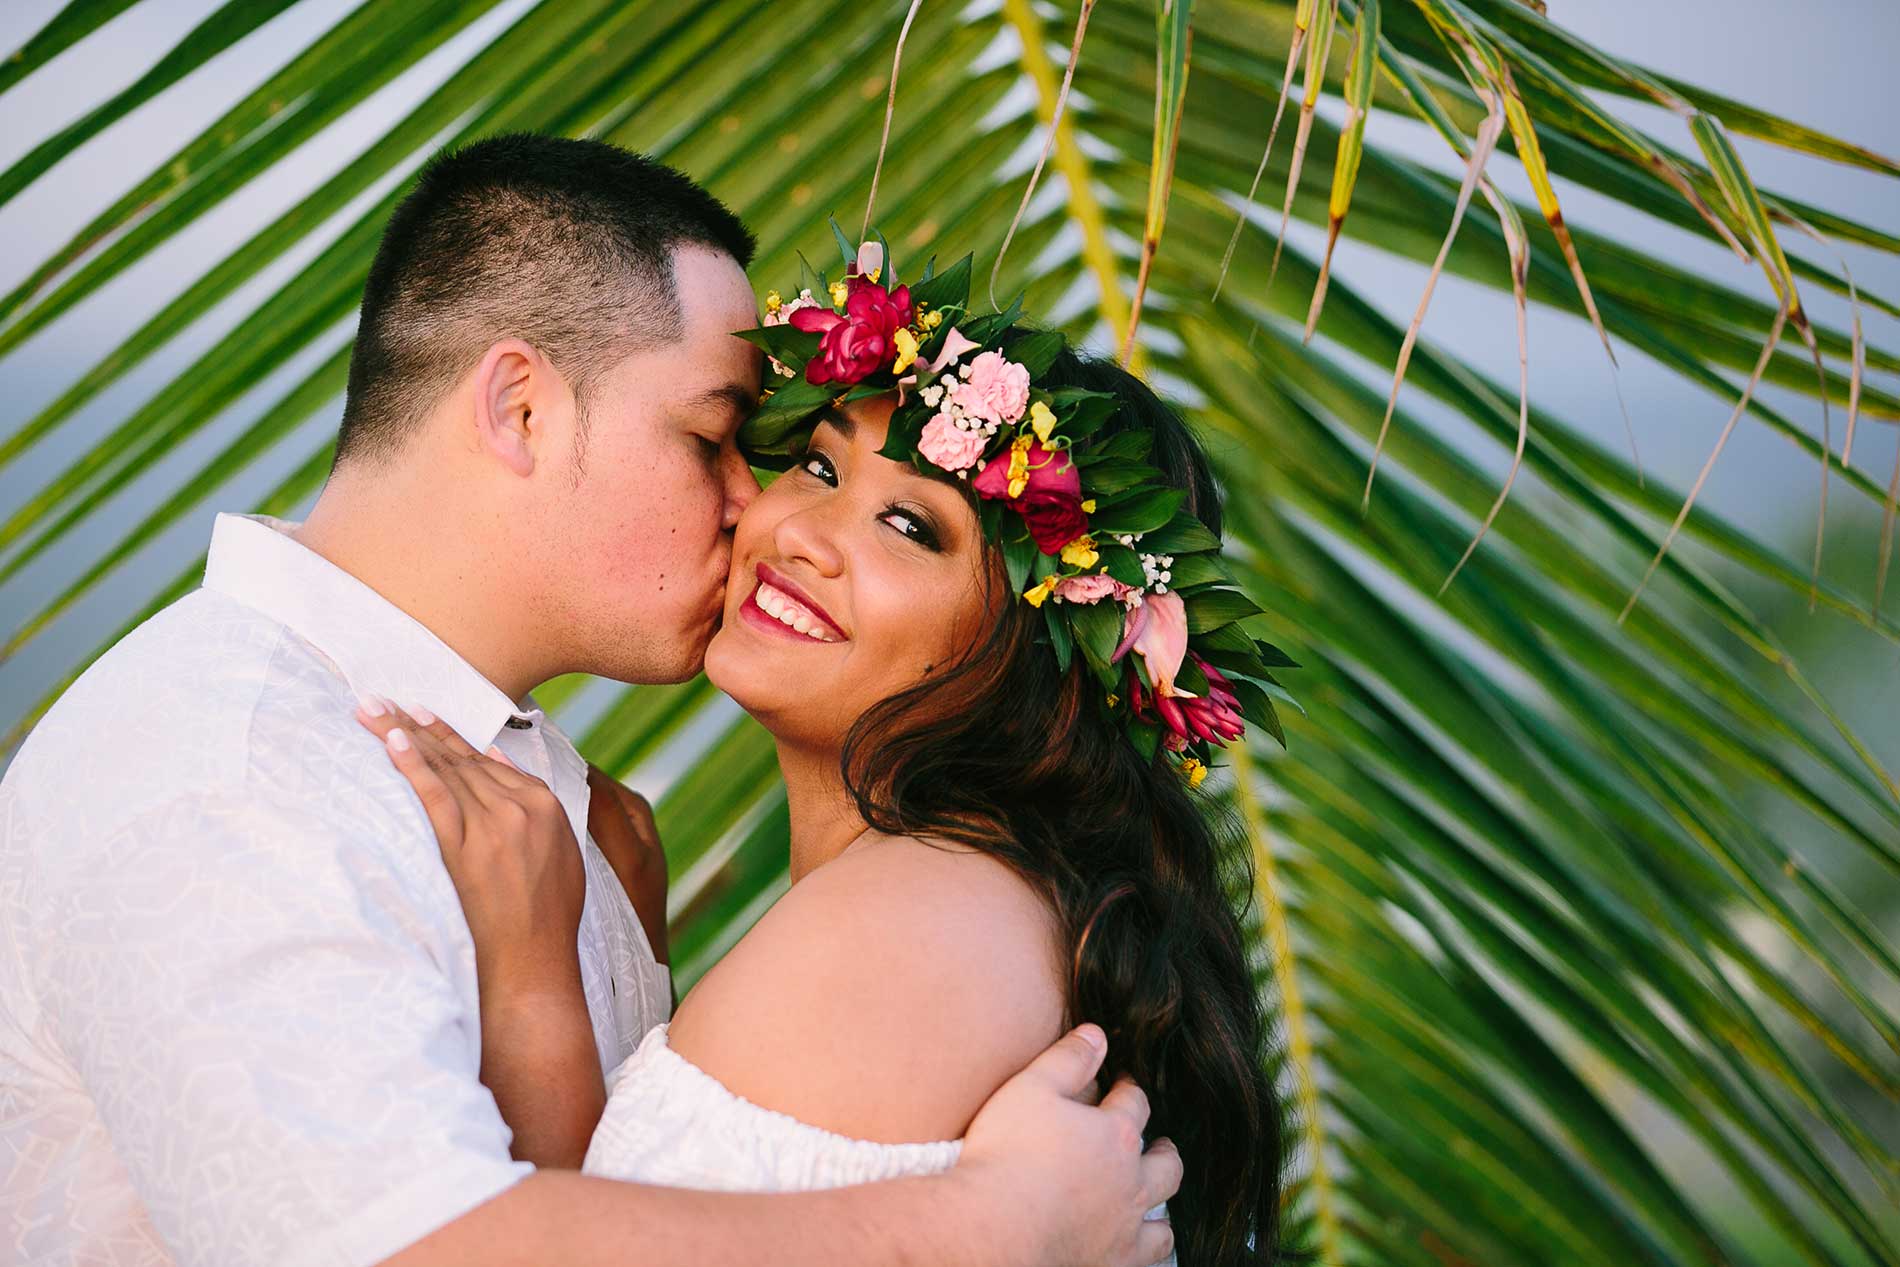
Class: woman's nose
771,497,847,578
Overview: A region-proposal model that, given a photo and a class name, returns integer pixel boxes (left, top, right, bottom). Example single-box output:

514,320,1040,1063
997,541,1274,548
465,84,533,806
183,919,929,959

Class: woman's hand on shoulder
355,696,604,1167
353,697,584,998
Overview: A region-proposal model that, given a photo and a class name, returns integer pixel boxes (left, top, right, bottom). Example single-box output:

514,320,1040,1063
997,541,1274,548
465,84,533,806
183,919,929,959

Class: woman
356,244,1308,1266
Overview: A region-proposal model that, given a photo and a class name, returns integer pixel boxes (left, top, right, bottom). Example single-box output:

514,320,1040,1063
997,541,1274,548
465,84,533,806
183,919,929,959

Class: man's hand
957,1024,1182,1267
586,765,670,970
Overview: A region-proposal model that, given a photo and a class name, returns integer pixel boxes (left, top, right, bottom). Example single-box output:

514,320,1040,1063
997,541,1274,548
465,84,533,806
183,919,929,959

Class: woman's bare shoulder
663,831,1068,1145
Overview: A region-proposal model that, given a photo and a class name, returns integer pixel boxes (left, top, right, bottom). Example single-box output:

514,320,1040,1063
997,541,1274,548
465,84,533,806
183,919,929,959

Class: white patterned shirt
0,512,672,1267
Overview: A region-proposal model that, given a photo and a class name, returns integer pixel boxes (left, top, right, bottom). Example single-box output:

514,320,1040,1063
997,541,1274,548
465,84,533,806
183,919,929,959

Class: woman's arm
357,699,604,1168
585,764,675,1010
476,986,604,1170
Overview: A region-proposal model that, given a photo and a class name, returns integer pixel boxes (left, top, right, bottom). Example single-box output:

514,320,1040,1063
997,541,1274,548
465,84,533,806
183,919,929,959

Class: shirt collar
202,512,541,751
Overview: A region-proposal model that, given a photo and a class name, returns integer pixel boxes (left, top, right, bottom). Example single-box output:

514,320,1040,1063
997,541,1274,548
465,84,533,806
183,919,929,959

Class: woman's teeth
755,581,840,641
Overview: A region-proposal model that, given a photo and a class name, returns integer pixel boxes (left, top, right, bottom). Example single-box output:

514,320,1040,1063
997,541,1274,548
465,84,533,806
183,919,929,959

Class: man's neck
294,476,546,702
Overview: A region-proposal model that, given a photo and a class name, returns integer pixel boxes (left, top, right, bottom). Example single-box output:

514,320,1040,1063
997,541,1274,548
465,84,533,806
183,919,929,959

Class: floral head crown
736,227,1296,782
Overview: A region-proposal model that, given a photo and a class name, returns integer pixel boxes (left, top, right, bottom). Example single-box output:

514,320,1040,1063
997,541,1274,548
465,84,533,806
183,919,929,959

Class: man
0,134,1179,1267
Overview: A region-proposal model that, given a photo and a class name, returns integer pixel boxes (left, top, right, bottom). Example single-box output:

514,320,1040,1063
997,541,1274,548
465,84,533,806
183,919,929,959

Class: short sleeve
33,789,531,1267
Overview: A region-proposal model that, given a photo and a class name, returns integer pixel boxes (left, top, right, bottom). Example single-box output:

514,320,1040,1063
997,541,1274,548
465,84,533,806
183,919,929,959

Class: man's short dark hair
335,133,756,464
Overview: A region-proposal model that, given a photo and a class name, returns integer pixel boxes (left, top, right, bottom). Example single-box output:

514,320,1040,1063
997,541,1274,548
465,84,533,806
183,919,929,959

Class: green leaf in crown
736,229,1298,785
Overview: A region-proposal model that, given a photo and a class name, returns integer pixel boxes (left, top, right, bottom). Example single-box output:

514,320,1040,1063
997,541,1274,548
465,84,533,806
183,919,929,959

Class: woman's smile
737,563,849,643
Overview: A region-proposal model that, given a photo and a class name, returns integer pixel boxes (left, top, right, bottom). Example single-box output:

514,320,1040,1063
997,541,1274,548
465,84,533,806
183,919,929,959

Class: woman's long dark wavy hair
839,331,1312,1266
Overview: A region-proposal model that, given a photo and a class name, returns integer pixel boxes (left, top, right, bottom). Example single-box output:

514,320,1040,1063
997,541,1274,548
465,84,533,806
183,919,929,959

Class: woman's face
703,395,996,749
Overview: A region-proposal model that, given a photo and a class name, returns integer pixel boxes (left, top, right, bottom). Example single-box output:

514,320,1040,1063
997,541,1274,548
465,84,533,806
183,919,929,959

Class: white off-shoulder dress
582,1021,1176,1262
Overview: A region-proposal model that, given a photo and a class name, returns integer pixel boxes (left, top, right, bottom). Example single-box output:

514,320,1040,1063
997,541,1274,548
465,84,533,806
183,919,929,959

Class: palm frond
4,2,1895,1262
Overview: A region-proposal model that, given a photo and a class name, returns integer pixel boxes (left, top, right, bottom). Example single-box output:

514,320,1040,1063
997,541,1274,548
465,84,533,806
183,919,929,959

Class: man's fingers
1100,1074,1153,1135
1138,1136,1183,1209
1133,1218,1176,1267
1021,1024,1110,1100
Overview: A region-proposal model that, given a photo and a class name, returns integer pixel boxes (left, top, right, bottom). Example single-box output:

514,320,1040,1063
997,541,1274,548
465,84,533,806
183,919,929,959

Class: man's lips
748,563,849,642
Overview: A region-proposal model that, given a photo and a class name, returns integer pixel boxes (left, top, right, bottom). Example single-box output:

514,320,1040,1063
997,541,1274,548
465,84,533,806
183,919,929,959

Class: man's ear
471,338,548,478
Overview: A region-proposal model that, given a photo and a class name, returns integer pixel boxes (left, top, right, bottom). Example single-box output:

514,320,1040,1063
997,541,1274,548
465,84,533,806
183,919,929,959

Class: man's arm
48,780,1174,1267
386,1025,1180,1267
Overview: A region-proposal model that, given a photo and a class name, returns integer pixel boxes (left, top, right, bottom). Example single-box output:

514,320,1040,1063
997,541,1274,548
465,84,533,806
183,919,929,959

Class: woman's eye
881,508,940,550
697,435,722,459
801,451,838,485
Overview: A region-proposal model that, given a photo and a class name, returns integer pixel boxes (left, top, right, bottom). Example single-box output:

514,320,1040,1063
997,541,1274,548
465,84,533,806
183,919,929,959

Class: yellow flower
1005,435,1032,499
829,280,849,309
924,309,944,329
866,266,882,283
764,289,783,314
1179,757,1208,788
892,327,920,374
1081,499,1096,513
1105,692,1120,708
1022,576,1059,607
1028,400,1058,444
1060,535,1099,569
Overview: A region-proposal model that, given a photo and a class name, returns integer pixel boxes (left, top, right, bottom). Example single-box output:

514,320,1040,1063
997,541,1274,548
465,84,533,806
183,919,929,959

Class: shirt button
505,716,534,730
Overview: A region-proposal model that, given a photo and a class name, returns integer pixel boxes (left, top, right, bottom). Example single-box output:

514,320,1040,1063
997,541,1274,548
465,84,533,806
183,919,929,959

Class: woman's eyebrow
817,407,954,495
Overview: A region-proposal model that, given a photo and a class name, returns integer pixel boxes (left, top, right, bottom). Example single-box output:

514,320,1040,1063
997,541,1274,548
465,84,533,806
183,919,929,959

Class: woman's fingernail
387,727,412,752
408,703,437,726
357,692,388,717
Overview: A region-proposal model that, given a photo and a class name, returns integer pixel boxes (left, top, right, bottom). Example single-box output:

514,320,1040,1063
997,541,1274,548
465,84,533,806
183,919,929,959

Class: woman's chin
704,627,855,748
701,624,741,692
702,625,783,714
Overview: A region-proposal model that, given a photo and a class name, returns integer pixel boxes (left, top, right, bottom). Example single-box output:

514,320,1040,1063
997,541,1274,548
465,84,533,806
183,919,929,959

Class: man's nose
722,450,761,529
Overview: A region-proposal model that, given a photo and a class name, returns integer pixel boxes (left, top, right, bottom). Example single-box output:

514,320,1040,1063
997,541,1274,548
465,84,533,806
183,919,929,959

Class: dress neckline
629,1022,966,1159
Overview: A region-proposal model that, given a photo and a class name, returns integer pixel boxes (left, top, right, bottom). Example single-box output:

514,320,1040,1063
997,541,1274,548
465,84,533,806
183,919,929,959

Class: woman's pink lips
738,588,835,644
752,563,849,641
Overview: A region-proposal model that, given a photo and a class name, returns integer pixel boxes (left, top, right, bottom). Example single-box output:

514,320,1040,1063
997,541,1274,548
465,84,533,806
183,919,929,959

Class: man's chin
584,629,716,687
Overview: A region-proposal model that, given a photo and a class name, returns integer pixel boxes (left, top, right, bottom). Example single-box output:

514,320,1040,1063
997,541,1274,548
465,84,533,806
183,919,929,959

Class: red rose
788,276,913,385
972,438,1087,555
1018,493,1089,554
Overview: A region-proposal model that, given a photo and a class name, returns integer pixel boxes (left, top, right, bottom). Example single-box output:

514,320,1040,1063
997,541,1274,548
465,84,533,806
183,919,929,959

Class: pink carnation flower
918,414,988,472
1054,574,1135,605
953,350,1032,427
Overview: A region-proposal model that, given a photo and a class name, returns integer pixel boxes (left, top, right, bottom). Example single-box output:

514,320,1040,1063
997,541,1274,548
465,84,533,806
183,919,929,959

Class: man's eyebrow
687,382,761,417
